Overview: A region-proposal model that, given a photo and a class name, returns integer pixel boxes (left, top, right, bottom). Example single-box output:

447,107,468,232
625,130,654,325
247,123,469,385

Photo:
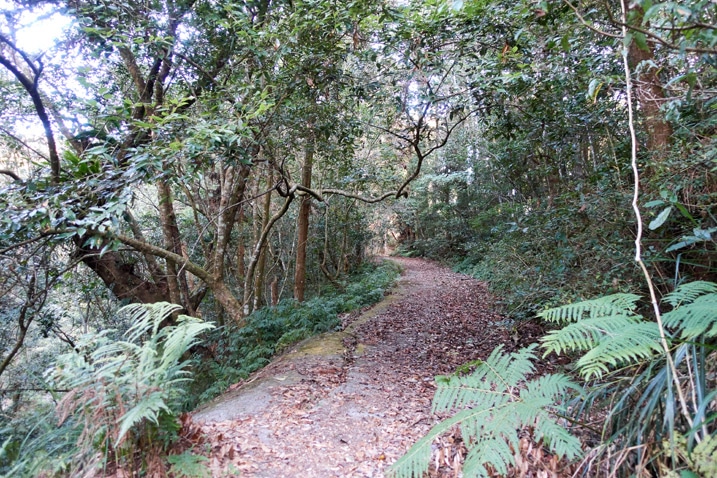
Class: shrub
2,303,214,477
454,192,641,320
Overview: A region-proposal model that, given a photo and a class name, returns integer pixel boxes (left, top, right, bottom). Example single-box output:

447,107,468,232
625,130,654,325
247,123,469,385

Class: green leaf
644,200,665,208
666,238,699,252
633,32,649,51
561,34,570,52
649,206,672,230
674,203,696,223
587,78,603,103
642,3,663,24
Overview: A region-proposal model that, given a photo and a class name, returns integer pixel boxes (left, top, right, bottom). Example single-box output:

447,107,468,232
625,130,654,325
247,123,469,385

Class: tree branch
320,188,400,204
90,231,213,284
243,188,296,310
0,126,50,160
0,35,61,182
0,169,21,181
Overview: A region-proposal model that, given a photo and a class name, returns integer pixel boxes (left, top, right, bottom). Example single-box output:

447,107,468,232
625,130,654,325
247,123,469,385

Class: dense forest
0,0,715,476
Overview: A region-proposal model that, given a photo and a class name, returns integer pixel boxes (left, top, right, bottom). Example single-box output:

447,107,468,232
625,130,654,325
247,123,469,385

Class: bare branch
0,169,21,181
0,126,50,160
0,36,61,182
320,188,400,204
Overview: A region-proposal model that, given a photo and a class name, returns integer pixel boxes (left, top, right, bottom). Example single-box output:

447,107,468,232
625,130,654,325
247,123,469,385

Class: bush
3,303,213,477
454,192,641,320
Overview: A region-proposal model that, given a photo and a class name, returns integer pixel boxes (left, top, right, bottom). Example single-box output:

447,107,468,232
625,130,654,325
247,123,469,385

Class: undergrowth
0,303,212,477
451,192,641,320
184,260,400,408
391,281,717,478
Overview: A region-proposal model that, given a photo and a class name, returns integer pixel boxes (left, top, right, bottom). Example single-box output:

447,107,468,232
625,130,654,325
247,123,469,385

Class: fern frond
432,345,536,414
521,373,580,408
514,375,582,458
490,345,537,389
662,281,717,308
531,413,583,460
576,321,662,379
393,347,581,478
124,302,182,343
49,302,214,472
541,314,641,356
460,403,518,449
161,317,215,370
116,392,171,446
690,433,717,476
388,410,469,478
462,436,514,477
663,293,717,339
538,294,641,324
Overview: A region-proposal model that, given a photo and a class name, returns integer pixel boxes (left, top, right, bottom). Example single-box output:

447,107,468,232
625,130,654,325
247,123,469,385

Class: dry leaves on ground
181,257,573,477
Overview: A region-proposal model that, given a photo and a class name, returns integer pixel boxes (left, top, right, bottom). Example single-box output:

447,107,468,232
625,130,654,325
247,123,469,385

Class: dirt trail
191,257,534,477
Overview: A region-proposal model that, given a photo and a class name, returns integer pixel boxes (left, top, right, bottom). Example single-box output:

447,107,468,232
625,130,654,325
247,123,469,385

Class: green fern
540,283,717,379
662,283,717,339
48,302,214,473
688,433,717,476
660,432,717,477
389,345,582,478
167,451,210,478
662,281,717,308
538,293,641,324
539,295,663,380
536,281,717,475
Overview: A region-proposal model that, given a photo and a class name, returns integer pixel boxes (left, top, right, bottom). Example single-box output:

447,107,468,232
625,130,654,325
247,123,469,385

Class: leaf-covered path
189,258,542,477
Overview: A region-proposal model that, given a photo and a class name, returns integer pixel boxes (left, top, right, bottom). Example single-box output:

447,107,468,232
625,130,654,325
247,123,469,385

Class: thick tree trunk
294,138,314,302
79,246,170,304
628,9,672,155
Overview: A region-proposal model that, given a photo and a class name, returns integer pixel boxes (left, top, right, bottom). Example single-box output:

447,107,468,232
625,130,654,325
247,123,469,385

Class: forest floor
184,257,563,477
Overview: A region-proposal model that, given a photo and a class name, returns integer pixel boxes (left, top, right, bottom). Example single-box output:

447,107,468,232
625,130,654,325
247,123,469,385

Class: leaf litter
180,257,571,477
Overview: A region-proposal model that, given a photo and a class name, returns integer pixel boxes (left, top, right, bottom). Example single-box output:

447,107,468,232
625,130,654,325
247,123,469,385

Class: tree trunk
79,245,170,304
294,137,314,302
157,180,184,309
628,9,672,155
271,276,279,306
211,280,245,327
254,167,273,309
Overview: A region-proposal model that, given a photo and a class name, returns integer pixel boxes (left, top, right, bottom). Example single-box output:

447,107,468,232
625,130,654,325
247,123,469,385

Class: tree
0,0,475,355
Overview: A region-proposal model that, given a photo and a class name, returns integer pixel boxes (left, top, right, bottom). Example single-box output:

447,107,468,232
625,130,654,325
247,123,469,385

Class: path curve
192,257,519,477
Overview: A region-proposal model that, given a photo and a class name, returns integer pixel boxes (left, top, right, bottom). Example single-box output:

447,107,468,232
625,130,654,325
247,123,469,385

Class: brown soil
184,257,556,477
